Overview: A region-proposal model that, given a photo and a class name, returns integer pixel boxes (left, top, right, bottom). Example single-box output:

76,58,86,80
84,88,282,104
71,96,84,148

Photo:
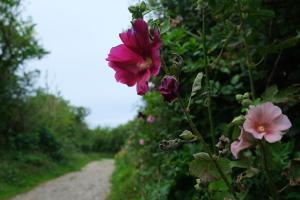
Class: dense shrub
109,0,300,199
13,132,39,151
39,128,65,161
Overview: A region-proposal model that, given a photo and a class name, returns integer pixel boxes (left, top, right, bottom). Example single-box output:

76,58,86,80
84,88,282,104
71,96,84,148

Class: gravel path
11,159,115,200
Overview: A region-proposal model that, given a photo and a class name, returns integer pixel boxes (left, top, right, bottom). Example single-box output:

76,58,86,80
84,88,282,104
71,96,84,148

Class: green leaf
191,72,204,98
189,154,232,184
267,142,294,168
262,84,300,103
260,32,300,55
160,19,170,35
249,9,275,18
261,85,278,100
187,72,204,110
208,179,227,192
230,157,253,169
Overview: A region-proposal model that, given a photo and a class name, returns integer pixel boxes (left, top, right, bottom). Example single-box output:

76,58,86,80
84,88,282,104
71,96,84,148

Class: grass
0,152,114,200
107,156,139,200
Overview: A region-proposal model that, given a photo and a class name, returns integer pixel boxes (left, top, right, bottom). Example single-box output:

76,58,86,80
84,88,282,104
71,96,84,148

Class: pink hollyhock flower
231,128,254,159
159,76,179,102
139,139,145,145
147,115,155,123
106,19,161,95
243,102,292,143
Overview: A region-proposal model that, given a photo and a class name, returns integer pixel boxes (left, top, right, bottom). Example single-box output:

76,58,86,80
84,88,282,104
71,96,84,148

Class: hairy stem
202,7,216,149
259,141,279,200
178,99,239,200
237,0,256,99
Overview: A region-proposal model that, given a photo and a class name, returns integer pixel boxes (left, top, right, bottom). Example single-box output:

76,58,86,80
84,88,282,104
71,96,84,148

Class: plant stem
178,98,239,200
202,7,216,149
236,0,256,99
259,141,279,200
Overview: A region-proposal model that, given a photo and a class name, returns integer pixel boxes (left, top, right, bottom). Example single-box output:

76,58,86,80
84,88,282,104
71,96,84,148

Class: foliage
109,0,300,199
0,1,122,198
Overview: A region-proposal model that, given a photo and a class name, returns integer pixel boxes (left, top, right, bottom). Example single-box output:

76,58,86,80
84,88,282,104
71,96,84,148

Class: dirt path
11,159,115,200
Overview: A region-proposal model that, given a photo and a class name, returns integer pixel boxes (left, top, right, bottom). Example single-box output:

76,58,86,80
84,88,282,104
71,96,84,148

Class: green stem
236,0,256,99
259,141,279,200
247,68,256,99
178,99,239,200
202,7,216,149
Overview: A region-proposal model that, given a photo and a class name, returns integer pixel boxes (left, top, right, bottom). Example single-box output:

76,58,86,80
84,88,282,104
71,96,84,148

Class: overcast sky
24,0,141,128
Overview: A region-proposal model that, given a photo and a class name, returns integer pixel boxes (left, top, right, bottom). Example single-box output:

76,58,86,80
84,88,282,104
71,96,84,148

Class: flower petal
108,62,138,87
119,19,150,56
243,120,264,140
271,114,292,132
231,129,253,159
136,70,151,95
150,29,161,76
107,44,143,73
264,132,282,143
261,102,282,120
132,19,150,54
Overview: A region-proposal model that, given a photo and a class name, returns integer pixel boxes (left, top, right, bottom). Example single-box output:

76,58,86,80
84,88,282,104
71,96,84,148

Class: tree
0,0,47,148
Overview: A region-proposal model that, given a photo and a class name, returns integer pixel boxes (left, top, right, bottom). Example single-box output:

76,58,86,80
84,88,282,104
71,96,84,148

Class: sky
24,0,142,128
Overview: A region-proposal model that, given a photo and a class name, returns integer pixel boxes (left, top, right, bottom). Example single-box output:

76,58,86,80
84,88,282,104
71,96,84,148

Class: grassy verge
107,154,140,200
0,152,114,200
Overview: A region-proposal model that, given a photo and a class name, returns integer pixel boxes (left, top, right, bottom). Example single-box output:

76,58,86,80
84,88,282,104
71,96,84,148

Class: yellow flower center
138,57,152,71
256,125,266,133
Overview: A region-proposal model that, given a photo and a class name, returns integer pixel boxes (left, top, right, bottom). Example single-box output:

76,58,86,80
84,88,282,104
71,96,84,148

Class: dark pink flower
106,19,161,95
230,128,254,159
243,102,292,143
146,115,155,123
159,76,179,102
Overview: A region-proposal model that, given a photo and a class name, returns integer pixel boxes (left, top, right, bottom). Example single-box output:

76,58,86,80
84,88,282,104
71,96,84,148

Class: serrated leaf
262,85,278,100
208,179,227,192
189,156,232,183
262,84,300,103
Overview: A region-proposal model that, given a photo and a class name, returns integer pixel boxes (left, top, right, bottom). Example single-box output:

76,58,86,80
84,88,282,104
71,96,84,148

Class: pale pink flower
146,115,155,123
243,102,292,143
139,139,145,145
231,128,254,159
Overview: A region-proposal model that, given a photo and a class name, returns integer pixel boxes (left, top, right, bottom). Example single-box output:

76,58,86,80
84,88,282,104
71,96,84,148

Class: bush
39,127,65,161
13,132,39,151
108,0,300,199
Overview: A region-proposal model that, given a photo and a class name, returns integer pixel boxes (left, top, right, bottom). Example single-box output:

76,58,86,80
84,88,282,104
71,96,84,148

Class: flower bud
243,92,250,99
231,115,245,125
159,76,179,102
179,130,196,141
235,94,243,101
241,99,252,107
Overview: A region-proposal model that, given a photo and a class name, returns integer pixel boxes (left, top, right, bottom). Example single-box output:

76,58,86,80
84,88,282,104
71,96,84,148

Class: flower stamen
138,57,152,71
257,125,266,133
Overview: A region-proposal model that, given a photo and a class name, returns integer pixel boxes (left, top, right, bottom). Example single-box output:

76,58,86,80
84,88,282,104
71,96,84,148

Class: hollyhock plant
147,115,155,123
159,76,179,102
106,19,161,95
231,128,254,159
243,102,292,143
